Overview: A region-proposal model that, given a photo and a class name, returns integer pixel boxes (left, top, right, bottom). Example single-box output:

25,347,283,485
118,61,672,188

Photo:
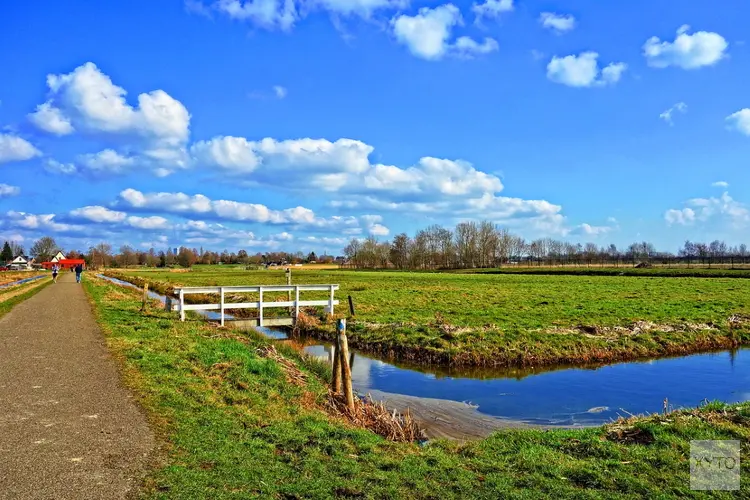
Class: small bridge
174,284,340,327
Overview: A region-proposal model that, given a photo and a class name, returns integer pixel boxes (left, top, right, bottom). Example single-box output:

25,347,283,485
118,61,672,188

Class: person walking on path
75,263,84,283
51,263,59,283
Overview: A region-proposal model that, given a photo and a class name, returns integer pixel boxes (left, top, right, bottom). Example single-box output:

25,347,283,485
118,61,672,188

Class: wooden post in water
337,318,355,410
141,283,149,311
331,334,342,393
164,296,172,312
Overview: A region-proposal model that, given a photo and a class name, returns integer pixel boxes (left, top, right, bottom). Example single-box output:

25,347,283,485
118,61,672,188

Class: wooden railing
174,284,339,327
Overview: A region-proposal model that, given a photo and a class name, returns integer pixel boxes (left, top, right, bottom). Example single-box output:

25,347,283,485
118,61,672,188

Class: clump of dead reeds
325,391,425,443
292,310,321,335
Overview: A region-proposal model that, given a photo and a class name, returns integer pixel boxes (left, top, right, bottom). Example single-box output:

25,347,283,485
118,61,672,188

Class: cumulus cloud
78,149,136,174
665,208,696,225
660,102,687,125
391,5,498,60
2,211,86,234
30,62,191,175
197,0,406,31
0,134,42,164
666,192,749,227
44,159,78,175
28,102,75,135
472,0,513,20
572,223,613,236
712,181,729,188
644,25,728,69
70,206,127,223
539,12,575,34
726,109,750,136
547,52,626,87
118,188,360,231
0,184,20,198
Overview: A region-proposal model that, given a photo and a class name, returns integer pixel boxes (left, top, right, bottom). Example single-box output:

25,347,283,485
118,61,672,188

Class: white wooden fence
175,284,339,327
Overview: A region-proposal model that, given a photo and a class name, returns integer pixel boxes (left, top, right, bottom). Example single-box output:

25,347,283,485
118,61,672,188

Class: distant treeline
342,221,750,270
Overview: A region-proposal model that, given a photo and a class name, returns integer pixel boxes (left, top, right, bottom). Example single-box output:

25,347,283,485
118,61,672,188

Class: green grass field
83,275,750,499
107,266,750,367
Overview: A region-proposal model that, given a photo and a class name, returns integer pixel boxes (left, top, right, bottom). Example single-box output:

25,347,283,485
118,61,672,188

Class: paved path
0,272,154,499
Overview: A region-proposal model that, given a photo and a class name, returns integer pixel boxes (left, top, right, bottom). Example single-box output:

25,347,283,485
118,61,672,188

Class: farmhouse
8,255,34,270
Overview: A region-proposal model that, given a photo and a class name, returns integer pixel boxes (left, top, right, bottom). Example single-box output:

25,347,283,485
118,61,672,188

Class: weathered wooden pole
348,295,355,317
331,335,342,393
337,318,355,410
141,283,149,311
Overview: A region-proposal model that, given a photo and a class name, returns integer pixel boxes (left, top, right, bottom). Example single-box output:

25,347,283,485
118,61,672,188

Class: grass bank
106,268,750,368
0,277,51,319
84,275,749,498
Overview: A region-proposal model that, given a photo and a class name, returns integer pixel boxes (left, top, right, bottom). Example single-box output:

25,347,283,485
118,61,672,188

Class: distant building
9,255,34,270
50,251,66,263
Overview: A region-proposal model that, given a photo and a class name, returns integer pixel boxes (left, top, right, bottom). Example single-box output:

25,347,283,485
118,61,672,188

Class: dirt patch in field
545,320,720,339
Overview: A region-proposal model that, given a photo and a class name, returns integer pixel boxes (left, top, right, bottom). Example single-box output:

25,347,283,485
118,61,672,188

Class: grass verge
0,277,52,319
84,275,749,498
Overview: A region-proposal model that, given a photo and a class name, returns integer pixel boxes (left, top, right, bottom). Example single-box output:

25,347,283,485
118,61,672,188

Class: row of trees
2,238,340,269
5,226,750,271
342,221,750,269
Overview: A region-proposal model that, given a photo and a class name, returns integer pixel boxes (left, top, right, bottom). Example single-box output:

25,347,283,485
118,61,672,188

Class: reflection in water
99,274,750,426
301,340,750,426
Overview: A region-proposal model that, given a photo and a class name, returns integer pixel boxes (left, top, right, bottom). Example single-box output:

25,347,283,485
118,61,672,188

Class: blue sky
1,0,749,254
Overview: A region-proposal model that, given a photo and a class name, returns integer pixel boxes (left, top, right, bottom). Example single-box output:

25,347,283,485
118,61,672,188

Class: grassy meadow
82,274,750,498
105,266,750,367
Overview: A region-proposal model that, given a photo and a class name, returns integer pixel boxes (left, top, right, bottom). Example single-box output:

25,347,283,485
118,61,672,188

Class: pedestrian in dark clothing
75,264,83,283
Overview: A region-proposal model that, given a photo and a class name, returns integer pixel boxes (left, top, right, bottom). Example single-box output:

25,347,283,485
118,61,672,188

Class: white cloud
712,181,729,188
659,102,687,125
574,223,612,236
666,192,749,227
3,211,85,234
118,188,360,231
28,101,75,135
0,184,20,198
368,223,390,236
644,25,728,69
391,5,497,60
44,159,78,175
127,215,171,230
70,206,127,223
206,0,406,31
273,85,287,99
191,136,373,179
472,0,513,20
0,134,42,164
726,109,750,136
33,62,191,175
547,52,627,87
665,208,696,225
539,12,575,34
79,149,136,174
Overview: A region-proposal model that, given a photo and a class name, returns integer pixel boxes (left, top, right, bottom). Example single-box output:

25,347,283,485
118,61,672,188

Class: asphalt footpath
0,272,154,499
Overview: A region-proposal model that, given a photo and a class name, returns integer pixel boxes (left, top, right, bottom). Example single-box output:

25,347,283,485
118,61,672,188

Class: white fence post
179,289,185,321
258,286,264,327
295,285,300,320
329,285,335,316
220,287,225,327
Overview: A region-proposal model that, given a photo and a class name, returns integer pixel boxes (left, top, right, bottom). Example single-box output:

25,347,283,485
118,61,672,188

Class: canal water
99,274,750,426
0,274,47,290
